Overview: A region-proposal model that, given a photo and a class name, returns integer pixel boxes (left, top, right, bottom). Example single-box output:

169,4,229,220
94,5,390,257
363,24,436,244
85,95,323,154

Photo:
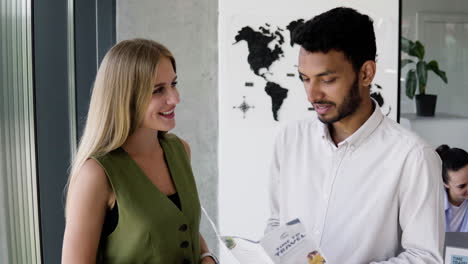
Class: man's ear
359,60,376,88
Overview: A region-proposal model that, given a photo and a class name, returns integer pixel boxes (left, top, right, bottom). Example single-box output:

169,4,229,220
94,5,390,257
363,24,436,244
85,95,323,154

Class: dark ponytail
436,144,468,184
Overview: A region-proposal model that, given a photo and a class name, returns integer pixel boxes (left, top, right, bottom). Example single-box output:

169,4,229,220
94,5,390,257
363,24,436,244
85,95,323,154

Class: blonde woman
62,39,217,264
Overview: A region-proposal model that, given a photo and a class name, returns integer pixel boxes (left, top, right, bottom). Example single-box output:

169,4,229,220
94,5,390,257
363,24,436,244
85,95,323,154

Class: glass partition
0,0,42,263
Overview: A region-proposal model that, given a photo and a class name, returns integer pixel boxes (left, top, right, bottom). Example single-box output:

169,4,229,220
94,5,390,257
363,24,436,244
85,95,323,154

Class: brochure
221,219,326,264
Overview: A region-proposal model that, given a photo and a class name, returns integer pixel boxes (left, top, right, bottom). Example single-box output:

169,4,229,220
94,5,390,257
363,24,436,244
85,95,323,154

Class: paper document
221,219,326,264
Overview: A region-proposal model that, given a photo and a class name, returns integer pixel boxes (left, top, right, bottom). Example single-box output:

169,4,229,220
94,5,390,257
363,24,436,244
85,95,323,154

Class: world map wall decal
233,20,304,121
232,19,392,121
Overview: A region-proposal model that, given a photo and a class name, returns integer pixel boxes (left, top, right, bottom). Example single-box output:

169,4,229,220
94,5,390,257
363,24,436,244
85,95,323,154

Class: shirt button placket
318,145,345,244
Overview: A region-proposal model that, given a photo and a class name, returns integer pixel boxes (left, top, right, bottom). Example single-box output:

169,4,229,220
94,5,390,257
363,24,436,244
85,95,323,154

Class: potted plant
401,37,448,116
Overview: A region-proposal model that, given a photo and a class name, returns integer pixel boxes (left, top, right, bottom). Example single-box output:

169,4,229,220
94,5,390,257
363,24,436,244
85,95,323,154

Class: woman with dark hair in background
436,144,468,232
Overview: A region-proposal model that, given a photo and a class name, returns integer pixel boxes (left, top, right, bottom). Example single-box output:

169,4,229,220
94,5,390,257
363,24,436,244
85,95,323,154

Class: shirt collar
320,99,384,148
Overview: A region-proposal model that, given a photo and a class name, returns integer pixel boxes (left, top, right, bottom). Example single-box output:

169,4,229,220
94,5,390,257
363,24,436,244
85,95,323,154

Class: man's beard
316,77,362,124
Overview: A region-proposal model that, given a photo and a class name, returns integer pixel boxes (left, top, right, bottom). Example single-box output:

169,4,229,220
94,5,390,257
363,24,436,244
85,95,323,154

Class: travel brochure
221,219,326,264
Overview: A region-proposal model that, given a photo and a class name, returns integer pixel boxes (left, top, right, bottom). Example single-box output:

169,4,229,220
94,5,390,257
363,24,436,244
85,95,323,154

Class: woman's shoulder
75,158,104,178
68,159,113,214
76,159,110,191
162,133,191,159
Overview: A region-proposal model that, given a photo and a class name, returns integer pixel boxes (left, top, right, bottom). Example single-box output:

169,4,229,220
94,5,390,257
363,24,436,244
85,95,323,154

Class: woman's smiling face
141,56,179,132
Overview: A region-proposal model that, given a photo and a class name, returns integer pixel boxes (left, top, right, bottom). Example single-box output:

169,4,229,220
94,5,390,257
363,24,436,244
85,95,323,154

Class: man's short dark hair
293,7,377,72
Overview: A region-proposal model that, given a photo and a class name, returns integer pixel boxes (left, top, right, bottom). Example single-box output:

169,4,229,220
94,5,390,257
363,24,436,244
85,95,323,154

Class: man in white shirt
266,7,445,263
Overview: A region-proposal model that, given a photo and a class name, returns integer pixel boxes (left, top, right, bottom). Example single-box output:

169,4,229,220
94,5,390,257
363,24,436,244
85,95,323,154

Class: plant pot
415,94,437,117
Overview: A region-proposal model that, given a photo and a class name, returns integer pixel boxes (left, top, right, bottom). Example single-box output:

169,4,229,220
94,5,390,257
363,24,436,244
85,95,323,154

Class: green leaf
401,37,413,54
401,59,414,69
416,61,428,94
410,41,425,60
406,69,417,99
427,60,448,83
427,60,438,69
435,70,448,84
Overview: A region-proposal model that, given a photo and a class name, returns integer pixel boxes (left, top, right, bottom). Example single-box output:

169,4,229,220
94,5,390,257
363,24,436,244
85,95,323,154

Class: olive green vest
94,134,201,264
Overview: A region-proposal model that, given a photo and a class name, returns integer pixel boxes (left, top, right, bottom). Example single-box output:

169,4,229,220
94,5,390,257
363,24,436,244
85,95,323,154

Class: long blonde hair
66,39,175,214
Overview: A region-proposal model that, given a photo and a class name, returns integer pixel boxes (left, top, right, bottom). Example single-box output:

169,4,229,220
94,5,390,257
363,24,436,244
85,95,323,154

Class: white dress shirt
267,104,445,263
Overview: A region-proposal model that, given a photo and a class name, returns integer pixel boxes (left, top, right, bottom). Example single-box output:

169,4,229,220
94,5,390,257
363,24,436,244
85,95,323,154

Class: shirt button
179,224,188,232
180,241,190,248
314,230,320,235
182,259,191,264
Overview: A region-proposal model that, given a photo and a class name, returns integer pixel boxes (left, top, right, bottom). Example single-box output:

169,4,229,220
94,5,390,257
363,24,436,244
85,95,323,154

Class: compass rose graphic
233,96,255,119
